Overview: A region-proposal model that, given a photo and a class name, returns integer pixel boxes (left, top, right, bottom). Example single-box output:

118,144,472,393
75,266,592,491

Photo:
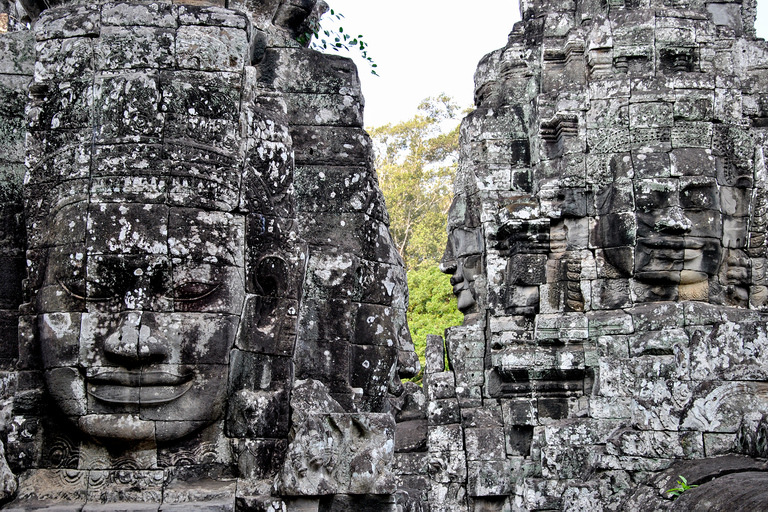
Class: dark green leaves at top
296,6,378,76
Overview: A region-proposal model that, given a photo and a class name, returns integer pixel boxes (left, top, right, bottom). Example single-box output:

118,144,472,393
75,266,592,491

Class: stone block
302,253,363,301
0,31,34,75
428,482,467,511
284,92,363,127
282,401,395,495
425,372,456,401
29,79,93,133
428,450,467,484
319,494,398,512
233,438,287,481
505,424,534,456
425,335,446,374
176,25,249,72
395,420,427,453
95,26,175,70
703,432,736,457
293,337,349,388
501,398,537,426
628,328,688,357
428,424,464,452
291,126,372,167
394,452,429,475
92,73,163,141
467,459,514,497
461,407,503,429
294,166,376,215
177,5,247,28
257,48,361,96
465,428,506,461
236,295,298,356
353,303,402,347
36,5,100,41
427,399,461,426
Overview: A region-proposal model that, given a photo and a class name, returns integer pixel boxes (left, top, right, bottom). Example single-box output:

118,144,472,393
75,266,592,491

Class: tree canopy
370,95,465,375
371,94,461,271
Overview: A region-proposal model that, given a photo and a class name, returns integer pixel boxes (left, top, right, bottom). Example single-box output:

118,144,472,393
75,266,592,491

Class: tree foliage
370,94,460,272
371,95,464,371
407,265,464,367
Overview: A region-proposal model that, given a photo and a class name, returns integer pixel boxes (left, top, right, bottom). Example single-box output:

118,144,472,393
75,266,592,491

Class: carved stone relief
421,0,768,510
0,0,415,509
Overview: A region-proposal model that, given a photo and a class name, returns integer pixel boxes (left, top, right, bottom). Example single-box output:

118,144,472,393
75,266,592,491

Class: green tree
407,265,464,361
370,94,460,271
370,95,464,372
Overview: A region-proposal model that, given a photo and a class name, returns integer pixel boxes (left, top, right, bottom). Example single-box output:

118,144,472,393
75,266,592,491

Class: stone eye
56,278,86,301
85,280,119,302
171,281,220,302
58,278,118,302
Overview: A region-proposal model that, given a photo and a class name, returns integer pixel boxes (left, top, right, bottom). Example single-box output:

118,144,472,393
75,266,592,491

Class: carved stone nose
655,207,692,234
104,312,167,363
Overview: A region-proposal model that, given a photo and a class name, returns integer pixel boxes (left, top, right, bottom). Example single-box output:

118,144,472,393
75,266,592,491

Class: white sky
327,0,768,129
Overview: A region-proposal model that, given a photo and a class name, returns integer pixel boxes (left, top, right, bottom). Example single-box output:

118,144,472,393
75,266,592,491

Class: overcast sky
327,0,768,128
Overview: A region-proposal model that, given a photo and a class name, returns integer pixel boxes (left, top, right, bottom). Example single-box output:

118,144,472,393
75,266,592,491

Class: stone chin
77,414,213,444
456,289,476,313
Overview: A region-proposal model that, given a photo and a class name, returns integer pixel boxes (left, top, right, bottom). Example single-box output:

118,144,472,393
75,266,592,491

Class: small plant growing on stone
666,475,698,499
297,8,379,75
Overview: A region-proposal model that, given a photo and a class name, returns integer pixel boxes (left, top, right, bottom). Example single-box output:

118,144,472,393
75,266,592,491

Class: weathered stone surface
0,0,415,508
281,379,396,496
424,0,768,510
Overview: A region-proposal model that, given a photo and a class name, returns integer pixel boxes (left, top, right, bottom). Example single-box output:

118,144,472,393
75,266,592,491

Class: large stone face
0,0,416,509
425,0,768,510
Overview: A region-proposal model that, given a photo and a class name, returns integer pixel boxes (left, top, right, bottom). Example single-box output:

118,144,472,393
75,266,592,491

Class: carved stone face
38,203,246,442
632,177,722,287
444,252,482,313
597,151,725,301
23,4,274,444
441,193,484,316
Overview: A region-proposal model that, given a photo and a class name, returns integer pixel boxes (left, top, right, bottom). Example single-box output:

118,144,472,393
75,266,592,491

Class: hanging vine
297,8,379,76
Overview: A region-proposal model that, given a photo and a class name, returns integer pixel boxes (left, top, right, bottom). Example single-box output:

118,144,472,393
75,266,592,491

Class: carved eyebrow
57,278,113,302
167,282,221,302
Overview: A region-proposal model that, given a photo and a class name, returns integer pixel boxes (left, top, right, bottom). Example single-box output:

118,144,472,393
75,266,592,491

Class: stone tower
0,0,417,510
427,0,768,510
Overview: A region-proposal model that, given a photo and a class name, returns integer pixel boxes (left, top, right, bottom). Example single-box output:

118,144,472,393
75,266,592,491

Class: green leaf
299,8,378,75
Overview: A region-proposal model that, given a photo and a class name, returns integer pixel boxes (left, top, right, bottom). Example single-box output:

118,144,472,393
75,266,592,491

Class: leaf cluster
297,8,378,75
666,475,698,499
406,265,463,375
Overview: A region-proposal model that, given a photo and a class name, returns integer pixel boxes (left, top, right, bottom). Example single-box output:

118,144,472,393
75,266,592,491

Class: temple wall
0,1,415,510
426,0,768,510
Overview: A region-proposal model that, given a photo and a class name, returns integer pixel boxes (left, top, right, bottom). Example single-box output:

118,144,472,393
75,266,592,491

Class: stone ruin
2,0,768,511
0,0,419,509
424,0,768,509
